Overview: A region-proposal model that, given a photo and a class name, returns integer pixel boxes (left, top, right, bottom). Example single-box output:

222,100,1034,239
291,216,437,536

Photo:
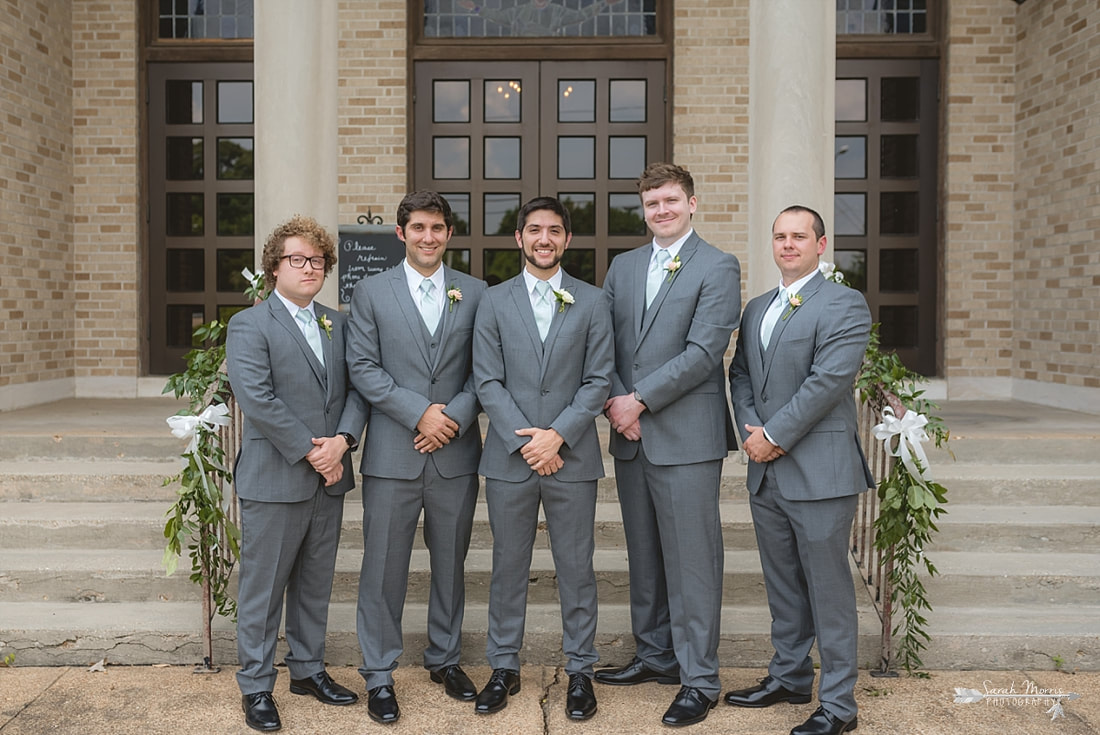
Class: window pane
833,249,867,292
834,136,866,179
834,193,866,236
217,137,254,179
484,137,521,179
879,305,919,349
610,79,646,122
484,249,521,285
217,81,253,124
836,79,866,122
423,1,657,38
484,193,520,236
434,137,470,179
166,249,204,292
441,193,470,236
608,193,645,236
167,193,204,236
218,305,249,324
880,249,919,292
562,249,596,285
880,192,918,235
558,137,595,179
166,305,205,348
609,137,645,180
558,80,595,122
559,193,595,236
159,0,253,39
216,193,254,236
166,81,202,124
434,80,470,123
881,77,920,121
485,80,522,123
166,137,203,180
881,134,919,178
217,249,254,292
443,249,471,273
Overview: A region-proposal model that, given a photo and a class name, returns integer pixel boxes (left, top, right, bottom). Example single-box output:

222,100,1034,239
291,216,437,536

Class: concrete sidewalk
1,664,1097,734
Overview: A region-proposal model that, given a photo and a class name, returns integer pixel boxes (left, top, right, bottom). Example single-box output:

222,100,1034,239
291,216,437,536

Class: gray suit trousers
236,489,344,694
484,473,599,676
750,466,859,721
614,453,724,698
356,461,479,690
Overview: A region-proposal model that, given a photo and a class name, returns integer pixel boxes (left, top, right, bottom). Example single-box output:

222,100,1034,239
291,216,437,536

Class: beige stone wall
941,0,1018,386
70,0,141,389
337,0,408,227
670,0,751,272
1012,0,1100,391
0,0,75,408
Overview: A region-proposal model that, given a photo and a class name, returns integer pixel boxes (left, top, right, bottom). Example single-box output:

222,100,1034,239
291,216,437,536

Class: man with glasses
227,215,368,732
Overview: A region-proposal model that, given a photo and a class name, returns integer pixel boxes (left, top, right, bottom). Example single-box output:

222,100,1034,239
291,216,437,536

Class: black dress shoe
367,685,400,725
565,673,597,721
594,657,680,686
724,675,813,708
430,664,478,701
474,668,520,715
242,692,281,732
661,686,717,727
289,670,359,706
790,706,857,734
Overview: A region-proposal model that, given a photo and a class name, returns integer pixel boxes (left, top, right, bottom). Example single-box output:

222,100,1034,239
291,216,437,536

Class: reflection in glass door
148,63,254,374
835,59,938,376
414,60,666,285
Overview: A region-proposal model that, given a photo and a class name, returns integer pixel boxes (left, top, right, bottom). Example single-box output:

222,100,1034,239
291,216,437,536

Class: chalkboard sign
337,224,404,304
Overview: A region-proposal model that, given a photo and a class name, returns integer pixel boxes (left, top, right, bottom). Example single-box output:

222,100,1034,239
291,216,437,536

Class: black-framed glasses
280,254,326,269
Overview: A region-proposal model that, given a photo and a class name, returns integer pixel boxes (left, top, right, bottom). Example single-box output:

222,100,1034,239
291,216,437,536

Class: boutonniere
553,288,575,313
447,285,462,312
665,254,682,282
780,293,803,321
317,313,334,339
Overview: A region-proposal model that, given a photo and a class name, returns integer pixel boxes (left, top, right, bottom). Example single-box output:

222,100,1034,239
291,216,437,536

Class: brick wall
337,0,408,227
70,0,140,387
942,0,1018,385
1011,0,1100,391
0,0,74,407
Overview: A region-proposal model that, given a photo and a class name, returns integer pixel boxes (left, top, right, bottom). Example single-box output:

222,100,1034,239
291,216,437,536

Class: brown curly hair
260,215,337,287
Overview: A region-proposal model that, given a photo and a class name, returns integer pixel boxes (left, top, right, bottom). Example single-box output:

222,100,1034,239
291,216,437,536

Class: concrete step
0,459,184,502
927,464,1100,506
928,504,1100,552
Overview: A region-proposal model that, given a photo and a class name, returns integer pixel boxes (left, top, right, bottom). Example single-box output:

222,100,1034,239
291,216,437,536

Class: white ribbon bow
872,406,933,488
166,403,231,455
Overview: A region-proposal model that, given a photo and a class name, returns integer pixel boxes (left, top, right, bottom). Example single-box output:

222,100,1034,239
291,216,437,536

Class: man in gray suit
727,205,872,735
227,215,369,732
471,196,613,720
596,163,741,727
346,191,486,725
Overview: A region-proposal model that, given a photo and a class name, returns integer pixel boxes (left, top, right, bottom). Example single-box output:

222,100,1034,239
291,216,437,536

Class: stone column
747,1,836,298
254,0,340,306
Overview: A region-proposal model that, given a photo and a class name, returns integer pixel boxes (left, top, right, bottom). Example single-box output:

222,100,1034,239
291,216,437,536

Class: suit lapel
540,272,575,378
761,273,825,384
430,266,461,374
638,234,699,347
267,297,326,387
510,275,545,359
388,266,433,368
315,300,335,397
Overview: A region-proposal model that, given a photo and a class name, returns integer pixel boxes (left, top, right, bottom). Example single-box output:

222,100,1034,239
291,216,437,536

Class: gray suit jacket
729,271,874,500
227,297,368,501
603,232,741,465
347,264,486,480
473,271,613,482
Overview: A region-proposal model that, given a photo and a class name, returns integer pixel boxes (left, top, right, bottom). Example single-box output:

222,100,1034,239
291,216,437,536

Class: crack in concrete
540,666,561,734
0,666,70,732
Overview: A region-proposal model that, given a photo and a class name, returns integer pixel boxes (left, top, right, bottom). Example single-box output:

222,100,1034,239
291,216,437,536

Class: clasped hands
515,427,564,476
306,435,349,486
415,403,459,454
604,393,643,441
742,423,786,464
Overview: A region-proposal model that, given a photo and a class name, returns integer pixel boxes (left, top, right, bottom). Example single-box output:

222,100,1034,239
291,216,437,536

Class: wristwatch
338,432,355,448
633,390,647,408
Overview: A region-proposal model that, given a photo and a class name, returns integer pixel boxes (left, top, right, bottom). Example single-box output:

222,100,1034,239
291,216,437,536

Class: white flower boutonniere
819,261,847,285
780,293,803,321
553,288,575,313
447,285,462,312
665,254,682,282
317,313,334,339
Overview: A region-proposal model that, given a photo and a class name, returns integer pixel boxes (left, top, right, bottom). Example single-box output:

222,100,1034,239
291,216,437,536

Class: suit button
541,389,550,395
633,363,640,370
431,378,438,384
430,342,437,348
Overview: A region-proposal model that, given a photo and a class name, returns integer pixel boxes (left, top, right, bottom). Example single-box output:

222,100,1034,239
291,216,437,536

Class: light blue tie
646,248,672,308
296,308,325,365
534,280,553,341
760,286,788,349
418,278,440,332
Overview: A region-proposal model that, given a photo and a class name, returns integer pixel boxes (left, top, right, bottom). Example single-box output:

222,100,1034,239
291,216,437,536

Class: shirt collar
273,288,314,317
651,228,693,262
777,269,819,300
403,259,444,292
522,266,563,294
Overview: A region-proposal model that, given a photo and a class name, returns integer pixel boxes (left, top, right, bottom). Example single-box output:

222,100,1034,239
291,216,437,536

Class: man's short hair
396,190,454,232
637,162,695,199
261,214,337,286
776,205,826,240
516,196,571,235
